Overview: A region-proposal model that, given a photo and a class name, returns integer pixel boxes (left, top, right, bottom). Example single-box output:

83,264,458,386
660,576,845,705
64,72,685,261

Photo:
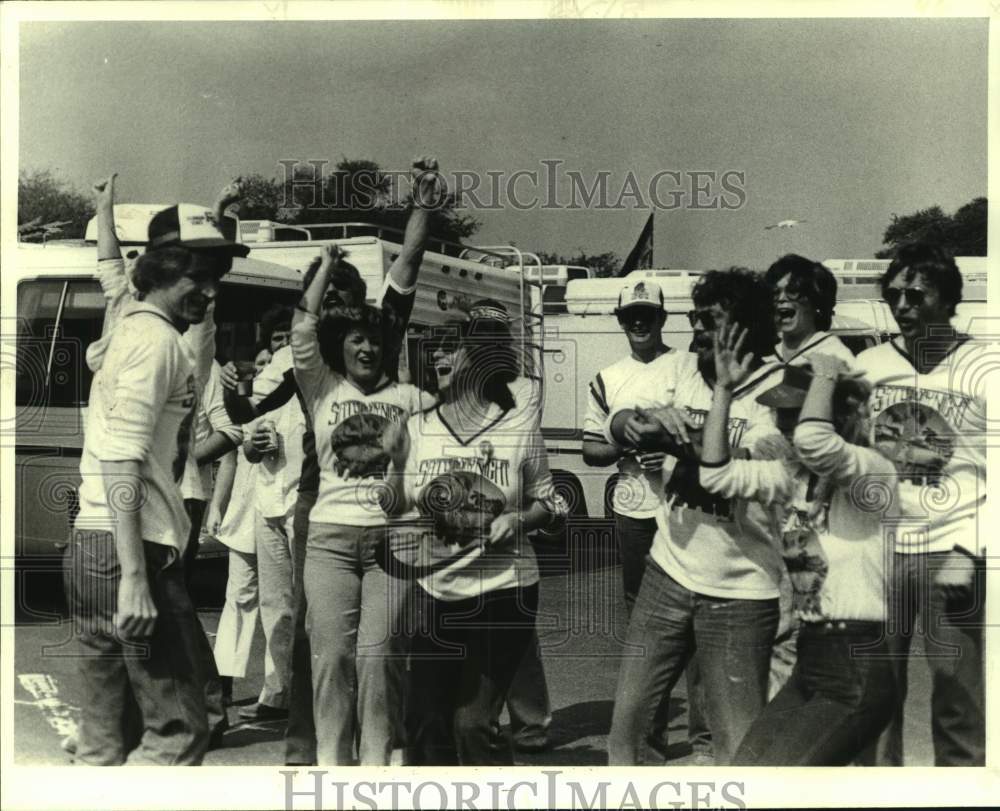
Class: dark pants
876,551,985,766
406,583,539,766
490,628,551,748
608,558,779,765
614,514,711,757
183,499,227,738
733,621,897,765
284,489,317,765
63,532,209,765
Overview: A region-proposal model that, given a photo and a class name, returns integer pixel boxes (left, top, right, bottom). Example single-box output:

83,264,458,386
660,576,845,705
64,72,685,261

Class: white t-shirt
291,309,430,527
647,352,784,599
76,304,199,551
583,350,678,518
248,346,306,519
404,404,554,601
855,337,988,557
765,330,857,368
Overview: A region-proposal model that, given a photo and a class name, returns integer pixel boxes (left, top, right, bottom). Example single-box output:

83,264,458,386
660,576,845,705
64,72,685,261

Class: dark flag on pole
619,212,654,276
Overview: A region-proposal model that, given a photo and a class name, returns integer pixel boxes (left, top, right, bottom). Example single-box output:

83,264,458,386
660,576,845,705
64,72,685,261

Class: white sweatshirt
700,420,897,622
855,338,987,557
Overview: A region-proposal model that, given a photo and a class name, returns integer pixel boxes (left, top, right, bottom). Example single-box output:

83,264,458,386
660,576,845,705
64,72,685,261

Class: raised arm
702,325,753,465
292,245,341,403
94,174,121,262
794,353,893,484
213,177,242,242
385,157,443,291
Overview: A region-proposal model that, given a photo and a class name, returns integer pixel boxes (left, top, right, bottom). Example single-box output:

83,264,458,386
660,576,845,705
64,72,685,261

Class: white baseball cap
616,280,665,312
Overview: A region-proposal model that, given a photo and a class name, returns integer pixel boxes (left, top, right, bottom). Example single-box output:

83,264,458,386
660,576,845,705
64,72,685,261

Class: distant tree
228,173,285,221
537,250,621,278
876,197,986,258
18,169,94,241
233,158,480,253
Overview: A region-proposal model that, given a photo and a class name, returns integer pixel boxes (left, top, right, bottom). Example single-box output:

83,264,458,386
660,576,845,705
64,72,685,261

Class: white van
14,216,542,563
540,277,885,525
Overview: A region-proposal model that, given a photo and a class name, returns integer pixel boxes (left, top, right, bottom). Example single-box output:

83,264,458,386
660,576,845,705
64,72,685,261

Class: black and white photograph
2,1,996,808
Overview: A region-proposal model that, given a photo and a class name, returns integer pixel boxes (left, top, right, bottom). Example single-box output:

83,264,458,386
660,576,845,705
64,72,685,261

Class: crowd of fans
62,161,986,768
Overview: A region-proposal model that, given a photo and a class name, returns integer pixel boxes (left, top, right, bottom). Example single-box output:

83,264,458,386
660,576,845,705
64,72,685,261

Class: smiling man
68,196,248,766
583,280,677,612
855,242,986,767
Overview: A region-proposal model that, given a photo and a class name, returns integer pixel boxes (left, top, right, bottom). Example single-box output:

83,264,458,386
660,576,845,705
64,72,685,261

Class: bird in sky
765,219,808,230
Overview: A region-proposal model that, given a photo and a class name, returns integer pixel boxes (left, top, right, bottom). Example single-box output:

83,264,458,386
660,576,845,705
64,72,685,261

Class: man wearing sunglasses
606,268,785,766
582,279,709,762
855,242,986,767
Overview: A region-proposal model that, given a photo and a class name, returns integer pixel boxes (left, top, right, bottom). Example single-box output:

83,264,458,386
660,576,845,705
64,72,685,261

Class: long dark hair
434,316,519,411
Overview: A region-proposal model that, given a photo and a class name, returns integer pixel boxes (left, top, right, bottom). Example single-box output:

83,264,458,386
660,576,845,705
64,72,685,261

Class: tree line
17,165,986,275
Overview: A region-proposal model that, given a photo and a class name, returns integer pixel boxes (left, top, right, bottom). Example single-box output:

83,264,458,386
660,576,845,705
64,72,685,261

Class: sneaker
237,702,289,722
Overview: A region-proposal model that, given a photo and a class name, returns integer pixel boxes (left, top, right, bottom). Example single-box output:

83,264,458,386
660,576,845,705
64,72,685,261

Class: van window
17,277,301,410
542,285,568,314
16,279,102,409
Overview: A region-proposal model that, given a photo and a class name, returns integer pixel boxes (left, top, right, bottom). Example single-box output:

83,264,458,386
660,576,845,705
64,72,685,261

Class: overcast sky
18,17,987,269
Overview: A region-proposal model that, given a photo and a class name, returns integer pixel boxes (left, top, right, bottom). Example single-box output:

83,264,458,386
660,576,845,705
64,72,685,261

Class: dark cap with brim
148,203,250,257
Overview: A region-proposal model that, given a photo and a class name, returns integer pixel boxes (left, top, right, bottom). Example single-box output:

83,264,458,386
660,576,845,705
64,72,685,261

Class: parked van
13,215,542,563
540,277,885,525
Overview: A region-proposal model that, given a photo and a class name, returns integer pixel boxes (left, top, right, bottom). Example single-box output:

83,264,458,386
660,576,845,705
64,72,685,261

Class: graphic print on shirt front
663,409,748,520
416,440,511,547
869,385,970,486
327,400,407,479
779,471,830,619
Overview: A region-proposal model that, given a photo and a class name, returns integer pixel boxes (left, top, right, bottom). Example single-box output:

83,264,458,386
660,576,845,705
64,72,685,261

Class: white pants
213,548,262,678
257,508,297,708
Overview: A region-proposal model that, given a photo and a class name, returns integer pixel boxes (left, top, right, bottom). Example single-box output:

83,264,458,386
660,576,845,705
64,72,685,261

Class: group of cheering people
64,157,985,769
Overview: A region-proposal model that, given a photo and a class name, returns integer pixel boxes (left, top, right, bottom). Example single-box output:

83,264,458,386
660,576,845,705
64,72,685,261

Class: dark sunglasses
773,287,807,304
687,309,717,330
884,288,926,309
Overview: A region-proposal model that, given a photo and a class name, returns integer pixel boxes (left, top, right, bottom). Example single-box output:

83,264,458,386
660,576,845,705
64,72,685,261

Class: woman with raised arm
290,239,433,766
697,326,899,765
378,310,565,766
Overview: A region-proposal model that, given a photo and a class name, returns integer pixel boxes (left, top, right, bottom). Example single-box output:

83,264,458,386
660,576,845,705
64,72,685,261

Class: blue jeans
615,514,711,756
304,522,407,765
875,551,985,766
63,532,209,765
733,621,897,765
608,557,778,765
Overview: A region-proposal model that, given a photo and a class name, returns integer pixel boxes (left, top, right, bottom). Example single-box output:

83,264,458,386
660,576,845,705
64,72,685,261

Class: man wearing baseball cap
582,278,711,758
67,177,244,765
